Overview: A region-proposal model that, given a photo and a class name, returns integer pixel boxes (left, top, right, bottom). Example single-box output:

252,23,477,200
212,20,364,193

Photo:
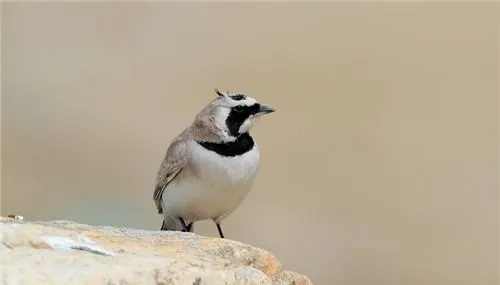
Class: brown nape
190,113,223,143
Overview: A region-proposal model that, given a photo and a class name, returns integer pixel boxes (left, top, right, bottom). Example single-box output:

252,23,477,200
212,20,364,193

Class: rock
0,217,313,285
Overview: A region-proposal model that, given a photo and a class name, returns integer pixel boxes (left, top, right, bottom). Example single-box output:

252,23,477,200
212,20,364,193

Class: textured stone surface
0,217,313,285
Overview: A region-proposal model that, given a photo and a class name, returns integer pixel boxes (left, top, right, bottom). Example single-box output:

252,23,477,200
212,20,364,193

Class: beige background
2,2,498,285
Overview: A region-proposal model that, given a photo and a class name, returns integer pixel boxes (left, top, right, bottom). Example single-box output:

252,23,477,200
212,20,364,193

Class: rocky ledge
0,217,312,285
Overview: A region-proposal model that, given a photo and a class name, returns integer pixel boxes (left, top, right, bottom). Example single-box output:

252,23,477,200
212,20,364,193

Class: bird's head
199,89,275,142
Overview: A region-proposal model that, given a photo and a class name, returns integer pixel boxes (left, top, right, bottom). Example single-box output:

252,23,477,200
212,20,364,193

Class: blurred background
1,2,498,285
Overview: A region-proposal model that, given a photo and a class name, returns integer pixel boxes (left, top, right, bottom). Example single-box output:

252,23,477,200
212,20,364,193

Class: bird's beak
256,104,275,116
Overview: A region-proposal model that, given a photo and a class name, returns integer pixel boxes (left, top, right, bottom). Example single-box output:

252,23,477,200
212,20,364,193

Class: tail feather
160,217,194,232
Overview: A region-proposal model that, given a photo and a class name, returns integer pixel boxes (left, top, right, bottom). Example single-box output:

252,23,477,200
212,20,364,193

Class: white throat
238,117,254,134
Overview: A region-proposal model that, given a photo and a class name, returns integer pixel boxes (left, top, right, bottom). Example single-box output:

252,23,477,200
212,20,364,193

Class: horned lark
153,89,275,238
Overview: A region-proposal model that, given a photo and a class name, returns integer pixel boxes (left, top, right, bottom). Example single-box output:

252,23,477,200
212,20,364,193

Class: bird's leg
179,218,189,232
216,223,225,238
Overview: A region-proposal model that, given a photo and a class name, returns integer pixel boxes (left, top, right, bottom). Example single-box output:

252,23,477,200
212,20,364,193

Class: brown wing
153,134,189,214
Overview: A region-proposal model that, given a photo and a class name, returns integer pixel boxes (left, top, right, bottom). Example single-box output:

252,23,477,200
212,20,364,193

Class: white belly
161,141,260,222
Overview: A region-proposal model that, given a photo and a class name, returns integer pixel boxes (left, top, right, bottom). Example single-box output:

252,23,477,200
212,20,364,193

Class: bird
153,89,275,238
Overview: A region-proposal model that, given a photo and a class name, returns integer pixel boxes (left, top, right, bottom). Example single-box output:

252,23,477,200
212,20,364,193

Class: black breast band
197,133,255,157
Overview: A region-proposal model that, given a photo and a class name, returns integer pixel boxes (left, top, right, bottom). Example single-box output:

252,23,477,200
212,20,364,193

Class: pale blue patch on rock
234,267,267,282
40,235,116,256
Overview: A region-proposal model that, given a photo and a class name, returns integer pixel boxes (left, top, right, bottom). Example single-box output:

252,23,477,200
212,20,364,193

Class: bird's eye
233,106,244,113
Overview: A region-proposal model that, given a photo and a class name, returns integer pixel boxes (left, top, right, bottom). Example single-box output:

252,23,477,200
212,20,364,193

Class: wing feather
153,134,189,214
